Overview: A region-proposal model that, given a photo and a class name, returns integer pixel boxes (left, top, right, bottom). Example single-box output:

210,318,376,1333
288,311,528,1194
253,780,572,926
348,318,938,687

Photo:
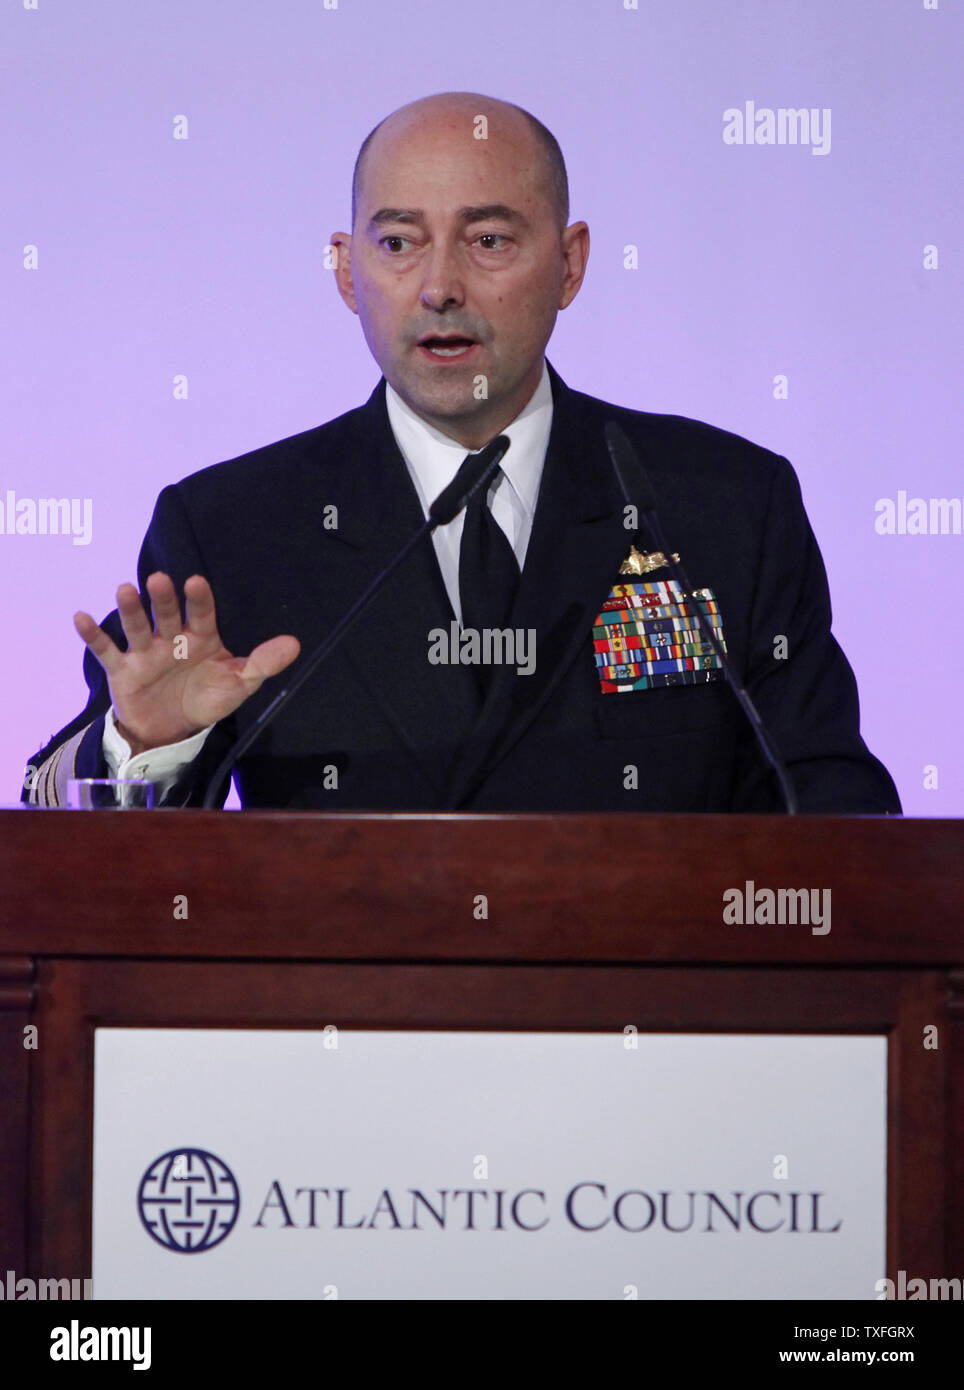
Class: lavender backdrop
3,0,959,813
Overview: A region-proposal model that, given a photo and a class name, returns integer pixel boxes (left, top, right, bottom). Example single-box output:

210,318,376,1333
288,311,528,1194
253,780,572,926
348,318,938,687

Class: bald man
23,92,900,813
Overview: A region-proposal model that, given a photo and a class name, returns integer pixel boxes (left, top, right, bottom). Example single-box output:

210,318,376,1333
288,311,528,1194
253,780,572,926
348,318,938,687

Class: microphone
430,437,509,524
603,420,799,815
200,434,511,809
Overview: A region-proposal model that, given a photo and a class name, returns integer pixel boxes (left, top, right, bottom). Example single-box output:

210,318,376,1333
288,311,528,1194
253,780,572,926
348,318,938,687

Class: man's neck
393,360,546,449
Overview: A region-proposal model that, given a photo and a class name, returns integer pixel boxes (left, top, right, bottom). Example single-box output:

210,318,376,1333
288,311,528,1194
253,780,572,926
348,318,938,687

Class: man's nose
419,241,466,311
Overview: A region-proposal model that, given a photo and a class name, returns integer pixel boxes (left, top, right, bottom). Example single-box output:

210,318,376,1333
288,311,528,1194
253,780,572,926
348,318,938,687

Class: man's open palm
73,572,301,752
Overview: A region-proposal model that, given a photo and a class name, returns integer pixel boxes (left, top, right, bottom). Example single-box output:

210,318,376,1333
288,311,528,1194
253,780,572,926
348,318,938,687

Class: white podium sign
92,1030,886,1300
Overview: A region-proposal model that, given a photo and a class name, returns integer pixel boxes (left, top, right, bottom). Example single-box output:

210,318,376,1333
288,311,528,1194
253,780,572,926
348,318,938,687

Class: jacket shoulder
567,381,792,490
170,396,371,506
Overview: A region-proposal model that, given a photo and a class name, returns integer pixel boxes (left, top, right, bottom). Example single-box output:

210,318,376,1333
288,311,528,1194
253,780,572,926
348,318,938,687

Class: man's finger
115,582,154,653
183,575,219,640
73,611,122,673
146,571,183,642
237,635,301,687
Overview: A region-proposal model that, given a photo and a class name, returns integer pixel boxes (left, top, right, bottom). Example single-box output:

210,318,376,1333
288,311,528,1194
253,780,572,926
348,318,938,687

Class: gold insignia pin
619,545,680,576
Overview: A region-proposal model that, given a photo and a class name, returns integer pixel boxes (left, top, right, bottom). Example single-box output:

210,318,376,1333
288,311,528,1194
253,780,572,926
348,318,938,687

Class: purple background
3,0,960,813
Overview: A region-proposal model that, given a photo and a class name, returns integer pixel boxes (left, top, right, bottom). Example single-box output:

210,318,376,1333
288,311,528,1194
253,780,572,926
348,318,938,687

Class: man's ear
330,232,357,314
559,221,590,311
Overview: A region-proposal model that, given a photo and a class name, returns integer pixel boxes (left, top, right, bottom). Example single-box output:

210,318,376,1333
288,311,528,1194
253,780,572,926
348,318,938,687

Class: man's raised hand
73,572,301,755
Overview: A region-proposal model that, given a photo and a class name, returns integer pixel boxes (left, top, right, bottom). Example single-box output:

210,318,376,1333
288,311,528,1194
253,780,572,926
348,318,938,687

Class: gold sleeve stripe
29,725,95,807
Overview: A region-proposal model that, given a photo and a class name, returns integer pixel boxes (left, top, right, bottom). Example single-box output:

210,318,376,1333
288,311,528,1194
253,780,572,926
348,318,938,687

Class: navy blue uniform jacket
24,360,901,813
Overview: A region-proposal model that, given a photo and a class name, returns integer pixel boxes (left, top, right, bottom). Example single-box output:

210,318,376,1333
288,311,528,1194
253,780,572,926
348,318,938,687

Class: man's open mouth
418,337,478,358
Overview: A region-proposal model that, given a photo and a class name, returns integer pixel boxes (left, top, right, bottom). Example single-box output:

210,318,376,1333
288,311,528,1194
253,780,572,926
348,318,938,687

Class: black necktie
458,467,521,643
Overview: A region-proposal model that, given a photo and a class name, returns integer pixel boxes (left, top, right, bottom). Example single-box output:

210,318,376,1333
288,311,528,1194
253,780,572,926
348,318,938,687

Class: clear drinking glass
67,778,155,809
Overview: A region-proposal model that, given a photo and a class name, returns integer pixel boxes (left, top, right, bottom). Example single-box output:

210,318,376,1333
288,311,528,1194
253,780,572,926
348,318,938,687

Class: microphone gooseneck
604,420,799,815
200,435,511,809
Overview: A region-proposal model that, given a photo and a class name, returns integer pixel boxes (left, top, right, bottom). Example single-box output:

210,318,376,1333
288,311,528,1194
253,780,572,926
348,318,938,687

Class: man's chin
398,375,491,422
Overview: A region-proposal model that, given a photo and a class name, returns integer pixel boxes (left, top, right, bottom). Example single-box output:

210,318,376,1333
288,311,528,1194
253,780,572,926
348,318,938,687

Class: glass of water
67,778,155,809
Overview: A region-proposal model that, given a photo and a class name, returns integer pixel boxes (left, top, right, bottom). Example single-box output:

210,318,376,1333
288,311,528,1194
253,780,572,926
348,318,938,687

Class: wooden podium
2,809,962,1292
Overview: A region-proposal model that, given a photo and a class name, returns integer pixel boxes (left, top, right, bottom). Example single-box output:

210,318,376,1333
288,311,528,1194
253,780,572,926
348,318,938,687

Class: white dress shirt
102,361,555,798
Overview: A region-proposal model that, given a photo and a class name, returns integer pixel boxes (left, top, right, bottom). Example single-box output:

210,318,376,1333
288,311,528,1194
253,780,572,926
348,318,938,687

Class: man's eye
378,233,510,252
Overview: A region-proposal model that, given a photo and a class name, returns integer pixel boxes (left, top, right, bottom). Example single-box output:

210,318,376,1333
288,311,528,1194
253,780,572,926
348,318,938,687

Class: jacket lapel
442,360,642,807
326,378,481,798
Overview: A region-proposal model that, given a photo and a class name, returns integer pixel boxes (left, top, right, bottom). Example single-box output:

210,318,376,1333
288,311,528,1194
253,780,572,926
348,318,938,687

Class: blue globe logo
138,1148,240,1252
